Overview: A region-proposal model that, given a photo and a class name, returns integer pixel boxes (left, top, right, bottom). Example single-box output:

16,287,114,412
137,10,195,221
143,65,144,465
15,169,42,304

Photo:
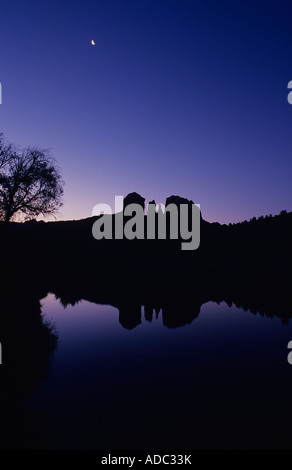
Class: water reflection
0,271,292,450
0,285,57,449
51,274,292,330
36,294,292,450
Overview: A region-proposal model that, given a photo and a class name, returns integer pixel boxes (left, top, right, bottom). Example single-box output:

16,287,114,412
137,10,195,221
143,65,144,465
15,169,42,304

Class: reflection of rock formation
118,301,202,330
161,301,200,328
145,305,154,323
46,259,292,330
143,302,202,328
119,303,142,330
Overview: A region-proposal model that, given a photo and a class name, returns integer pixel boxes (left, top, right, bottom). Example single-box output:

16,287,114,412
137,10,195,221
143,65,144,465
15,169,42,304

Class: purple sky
1,0,292,223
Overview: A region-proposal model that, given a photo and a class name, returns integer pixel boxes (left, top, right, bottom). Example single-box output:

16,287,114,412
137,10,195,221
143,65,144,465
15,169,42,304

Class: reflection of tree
0,287,57,449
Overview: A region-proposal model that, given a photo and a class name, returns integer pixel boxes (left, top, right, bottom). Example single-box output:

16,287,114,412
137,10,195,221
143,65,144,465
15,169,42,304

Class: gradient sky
1,0,292,223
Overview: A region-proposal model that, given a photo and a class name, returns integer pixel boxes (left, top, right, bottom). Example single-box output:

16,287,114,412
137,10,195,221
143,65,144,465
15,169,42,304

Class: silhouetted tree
0,133,14,172
0,136,64,222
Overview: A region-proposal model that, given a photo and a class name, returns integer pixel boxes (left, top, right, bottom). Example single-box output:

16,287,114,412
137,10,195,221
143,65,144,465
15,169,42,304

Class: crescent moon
91,40,95,46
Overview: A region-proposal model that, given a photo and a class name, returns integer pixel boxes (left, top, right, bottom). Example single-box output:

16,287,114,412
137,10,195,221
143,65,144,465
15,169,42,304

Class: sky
0,0,292,224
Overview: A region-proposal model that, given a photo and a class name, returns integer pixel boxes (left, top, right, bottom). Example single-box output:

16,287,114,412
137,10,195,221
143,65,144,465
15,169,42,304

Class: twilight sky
0,0,292,223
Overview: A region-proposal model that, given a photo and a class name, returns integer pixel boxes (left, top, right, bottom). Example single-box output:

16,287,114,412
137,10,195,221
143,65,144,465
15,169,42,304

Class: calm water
22,293,292,450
